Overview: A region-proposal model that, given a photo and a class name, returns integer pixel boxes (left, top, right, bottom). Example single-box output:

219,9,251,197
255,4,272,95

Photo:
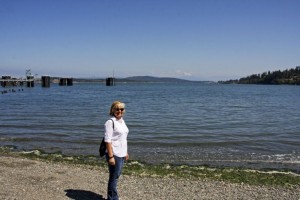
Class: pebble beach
0,155,299,200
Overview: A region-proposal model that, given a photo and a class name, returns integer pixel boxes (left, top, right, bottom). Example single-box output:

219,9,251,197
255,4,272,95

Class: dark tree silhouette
219,66,300,85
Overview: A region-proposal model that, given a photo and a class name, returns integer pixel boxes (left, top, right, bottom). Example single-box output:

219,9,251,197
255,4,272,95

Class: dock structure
106,77,115,86
1,76,75,88
26,75,34,87
59,78,73,86
41,76,51,87
0,76,33,87
1,76,15,87
25,69,35,87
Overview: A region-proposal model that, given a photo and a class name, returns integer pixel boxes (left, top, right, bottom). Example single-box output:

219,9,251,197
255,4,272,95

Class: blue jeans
107,155,125,200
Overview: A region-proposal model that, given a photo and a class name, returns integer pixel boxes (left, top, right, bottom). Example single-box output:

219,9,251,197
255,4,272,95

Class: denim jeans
107,155,125,200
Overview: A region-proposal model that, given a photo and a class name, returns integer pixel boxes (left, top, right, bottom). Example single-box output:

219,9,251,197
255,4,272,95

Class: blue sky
1,0,299,81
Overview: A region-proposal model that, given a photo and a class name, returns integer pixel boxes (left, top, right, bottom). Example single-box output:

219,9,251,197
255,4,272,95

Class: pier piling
106,77,115,86
41,76,50,87
26,75,34,87
59,78,73,86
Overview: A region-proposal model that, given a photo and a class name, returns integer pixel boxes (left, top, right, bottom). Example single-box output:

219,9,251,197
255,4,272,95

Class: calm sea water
1,82,299,171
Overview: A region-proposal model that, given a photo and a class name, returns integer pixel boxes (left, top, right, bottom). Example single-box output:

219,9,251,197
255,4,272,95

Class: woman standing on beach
104,101,129,200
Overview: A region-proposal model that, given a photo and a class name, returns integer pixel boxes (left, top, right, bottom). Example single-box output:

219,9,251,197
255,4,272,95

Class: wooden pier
106,77,115,86
0,77,34,87
59,78,73,86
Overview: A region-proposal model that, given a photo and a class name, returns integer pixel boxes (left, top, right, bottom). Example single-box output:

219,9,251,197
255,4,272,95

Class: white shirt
104,117,129,157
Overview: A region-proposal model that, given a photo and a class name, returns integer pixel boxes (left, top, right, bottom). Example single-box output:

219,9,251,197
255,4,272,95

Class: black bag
99,119,114,157
99,138,106,157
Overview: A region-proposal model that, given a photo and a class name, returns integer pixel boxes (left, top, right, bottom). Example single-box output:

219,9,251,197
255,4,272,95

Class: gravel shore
0,155,299,200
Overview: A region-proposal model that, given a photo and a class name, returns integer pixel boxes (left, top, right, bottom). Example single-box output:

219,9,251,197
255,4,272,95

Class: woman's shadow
65,189,106,200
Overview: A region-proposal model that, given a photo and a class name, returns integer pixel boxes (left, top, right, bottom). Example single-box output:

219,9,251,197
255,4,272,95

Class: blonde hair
109,101,125,116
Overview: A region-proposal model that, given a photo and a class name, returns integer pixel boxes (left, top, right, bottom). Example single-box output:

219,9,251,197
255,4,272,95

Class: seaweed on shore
123,161,300,187
0,146,299,187
0,146,106,167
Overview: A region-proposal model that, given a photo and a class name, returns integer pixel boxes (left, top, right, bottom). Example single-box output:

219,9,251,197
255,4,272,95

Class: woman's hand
108,157,115,165
125,153,129,161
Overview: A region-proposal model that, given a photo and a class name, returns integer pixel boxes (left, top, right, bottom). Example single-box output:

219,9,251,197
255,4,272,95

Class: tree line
218,66,300,85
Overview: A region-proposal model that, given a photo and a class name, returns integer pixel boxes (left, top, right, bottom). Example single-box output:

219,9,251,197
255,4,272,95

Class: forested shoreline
219,66,300,85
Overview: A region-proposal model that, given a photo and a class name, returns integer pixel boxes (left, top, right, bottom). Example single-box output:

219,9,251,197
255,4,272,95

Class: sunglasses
115,108,125,111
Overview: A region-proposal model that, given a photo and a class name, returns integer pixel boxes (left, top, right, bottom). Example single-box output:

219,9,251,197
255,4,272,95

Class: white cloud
175,70,192,77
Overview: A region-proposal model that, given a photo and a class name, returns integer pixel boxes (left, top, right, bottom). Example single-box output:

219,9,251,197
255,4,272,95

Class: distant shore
1,150,299,200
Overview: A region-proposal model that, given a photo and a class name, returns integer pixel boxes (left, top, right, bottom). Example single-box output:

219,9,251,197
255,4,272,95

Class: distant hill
47,76,212,83
119,76,193,83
